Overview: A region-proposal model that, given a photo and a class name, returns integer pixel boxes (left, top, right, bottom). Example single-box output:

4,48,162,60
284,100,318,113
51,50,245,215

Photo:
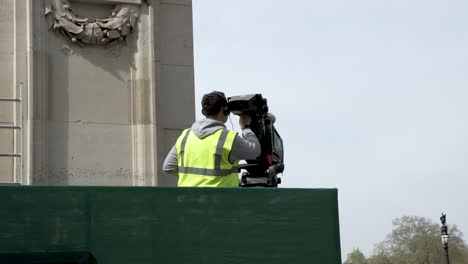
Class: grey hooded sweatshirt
162,118,261,176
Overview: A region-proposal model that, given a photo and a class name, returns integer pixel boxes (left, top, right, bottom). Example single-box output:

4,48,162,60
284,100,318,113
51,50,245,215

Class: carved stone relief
44,0,146,46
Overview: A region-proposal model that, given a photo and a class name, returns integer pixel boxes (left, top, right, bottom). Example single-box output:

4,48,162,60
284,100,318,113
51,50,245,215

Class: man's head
201,91,230,122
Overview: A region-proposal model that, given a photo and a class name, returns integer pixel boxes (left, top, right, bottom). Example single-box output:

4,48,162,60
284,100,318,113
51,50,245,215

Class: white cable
229,115,234,130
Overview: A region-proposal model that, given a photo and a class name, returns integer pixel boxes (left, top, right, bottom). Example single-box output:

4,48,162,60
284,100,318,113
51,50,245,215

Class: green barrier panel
0,187,341,264
0,251,96,264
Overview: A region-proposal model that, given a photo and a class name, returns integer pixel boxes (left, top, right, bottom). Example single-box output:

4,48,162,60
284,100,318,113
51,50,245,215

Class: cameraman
163,91,261,187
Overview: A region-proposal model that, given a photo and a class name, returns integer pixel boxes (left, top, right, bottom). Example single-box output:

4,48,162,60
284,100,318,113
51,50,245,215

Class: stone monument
0,0,195,186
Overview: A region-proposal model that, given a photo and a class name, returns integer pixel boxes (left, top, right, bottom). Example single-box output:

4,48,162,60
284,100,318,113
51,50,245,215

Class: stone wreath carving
44,0,143,46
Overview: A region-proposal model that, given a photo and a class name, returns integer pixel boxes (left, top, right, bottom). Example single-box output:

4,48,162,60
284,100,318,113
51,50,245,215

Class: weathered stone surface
159,3,193,65
0,1,15,182
0,37,14,55
0,0,195,186
0,129,14,182
76,0,143,4
157,127,183,186
0,105,14,125
161,0,191,5
156,64,195,128
0,1,14,38
0,55,14,98
46,43,133,124
45,122,133,185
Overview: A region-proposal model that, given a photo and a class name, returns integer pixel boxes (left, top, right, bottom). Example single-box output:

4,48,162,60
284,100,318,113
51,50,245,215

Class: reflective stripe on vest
179,128,191,169
178,167,239,176
214,128,229,171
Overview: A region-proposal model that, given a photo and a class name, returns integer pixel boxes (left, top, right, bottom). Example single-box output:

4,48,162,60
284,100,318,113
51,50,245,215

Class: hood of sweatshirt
191,118,226,139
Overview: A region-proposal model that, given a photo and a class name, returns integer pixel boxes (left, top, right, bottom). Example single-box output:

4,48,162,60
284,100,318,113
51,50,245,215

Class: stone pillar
0,0,28,183
0,0,195,186
153,0,195,186
0,0,15,182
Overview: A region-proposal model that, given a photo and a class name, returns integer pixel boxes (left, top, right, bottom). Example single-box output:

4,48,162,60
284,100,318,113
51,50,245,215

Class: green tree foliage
366,216,468,264
344,248,368,264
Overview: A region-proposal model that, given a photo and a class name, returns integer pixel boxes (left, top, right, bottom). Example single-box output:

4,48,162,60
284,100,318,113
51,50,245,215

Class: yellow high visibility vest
176,128,239,187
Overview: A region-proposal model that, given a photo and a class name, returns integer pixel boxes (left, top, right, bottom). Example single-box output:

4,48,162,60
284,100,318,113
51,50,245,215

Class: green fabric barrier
0,251,96,264
0,187,341,264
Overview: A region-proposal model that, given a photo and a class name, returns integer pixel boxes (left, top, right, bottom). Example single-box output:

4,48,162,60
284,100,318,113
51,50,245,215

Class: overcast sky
191,0,468,257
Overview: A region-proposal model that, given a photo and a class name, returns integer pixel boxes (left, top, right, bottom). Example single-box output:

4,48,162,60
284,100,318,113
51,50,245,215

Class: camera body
227,94,284,187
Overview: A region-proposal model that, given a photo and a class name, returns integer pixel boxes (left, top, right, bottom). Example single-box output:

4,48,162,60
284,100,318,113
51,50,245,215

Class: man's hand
239,114,251,129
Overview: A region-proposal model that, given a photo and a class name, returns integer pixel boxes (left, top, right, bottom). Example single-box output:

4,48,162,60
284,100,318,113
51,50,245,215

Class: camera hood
227,94,268,115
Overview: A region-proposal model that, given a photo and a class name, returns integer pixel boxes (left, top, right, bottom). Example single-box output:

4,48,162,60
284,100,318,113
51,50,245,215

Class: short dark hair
202,91,227,116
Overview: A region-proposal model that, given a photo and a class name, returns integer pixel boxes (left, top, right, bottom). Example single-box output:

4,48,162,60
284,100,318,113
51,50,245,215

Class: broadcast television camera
227,94,284,187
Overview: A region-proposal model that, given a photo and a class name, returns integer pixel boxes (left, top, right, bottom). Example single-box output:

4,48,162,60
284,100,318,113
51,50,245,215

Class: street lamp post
440,213,450,264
